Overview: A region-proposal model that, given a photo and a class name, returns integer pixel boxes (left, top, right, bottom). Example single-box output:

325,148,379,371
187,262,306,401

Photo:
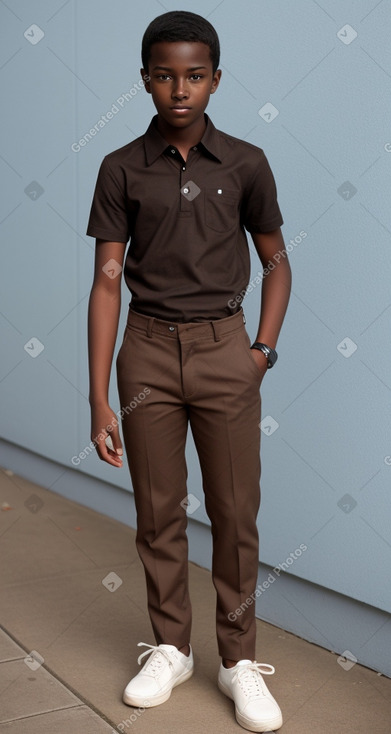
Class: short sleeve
86,156,129,242
241,151,283,233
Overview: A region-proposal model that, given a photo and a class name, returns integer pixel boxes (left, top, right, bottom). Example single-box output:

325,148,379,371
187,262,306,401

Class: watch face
251,343,277,367
268,349,277,367
262,345,276,367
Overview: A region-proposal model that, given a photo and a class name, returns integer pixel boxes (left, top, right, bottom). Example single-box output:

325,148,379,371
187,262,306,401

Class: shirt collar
144,113,222,166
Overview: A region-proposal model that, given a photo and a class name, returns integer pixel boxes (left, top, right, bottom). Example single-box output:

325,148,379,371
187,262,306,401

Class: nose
172,77,189,100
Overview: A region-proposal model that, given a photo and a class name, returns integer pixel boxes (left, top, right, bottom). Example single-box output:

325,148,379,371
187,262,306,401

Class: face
141,41,221,129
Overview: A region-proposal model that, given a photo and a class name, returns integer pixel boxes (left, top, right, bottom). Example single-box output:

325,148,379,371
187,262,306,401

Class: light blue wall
1,1,390,674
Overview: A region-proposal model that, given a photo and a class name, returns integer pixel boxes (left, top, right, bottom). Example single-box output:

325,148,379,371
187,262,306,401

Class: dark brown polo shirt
86,113,283,322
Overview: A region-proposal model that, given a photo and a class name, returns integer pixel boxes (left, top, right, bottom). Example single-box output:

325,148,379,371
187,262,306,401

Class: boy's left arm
249,228,292,379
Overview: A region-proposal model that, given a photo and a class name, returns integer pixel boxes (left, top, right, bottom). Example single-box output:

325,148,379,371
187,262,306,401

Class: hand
90,403,123,467
250,348,268,383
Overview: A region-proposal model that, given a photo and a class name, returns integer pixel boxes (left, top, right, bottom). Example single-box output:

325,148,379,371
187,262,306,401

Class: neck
156,113,207,150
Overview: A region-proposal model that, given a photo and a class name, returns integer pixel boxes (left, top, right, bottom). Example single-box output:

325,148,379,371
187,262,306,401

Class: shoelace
233,662,275,698
136,642,174,676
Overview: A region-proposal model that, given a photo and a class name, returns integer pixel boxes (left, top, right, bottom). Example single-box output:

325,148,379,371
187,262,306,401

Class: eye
190,74,203,81
156,74,172,81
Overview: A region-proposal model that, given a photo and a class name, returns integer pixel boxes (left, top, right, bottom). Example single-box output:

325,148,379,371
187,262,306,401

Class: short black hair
141,10,220,74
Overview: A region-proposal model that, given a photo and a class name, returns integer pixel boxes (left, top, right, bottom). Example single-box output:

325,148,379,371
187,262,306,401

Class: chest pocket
205,187,240,232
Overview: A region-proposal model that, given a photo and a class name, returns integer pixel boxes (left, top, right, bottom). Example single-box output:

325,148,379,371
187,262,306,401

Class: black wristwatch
250,342,278,369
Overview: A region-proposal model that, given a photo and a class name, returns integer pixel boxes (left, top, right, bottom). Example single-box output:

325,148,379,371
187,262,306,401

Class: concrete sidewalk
1,465,390,734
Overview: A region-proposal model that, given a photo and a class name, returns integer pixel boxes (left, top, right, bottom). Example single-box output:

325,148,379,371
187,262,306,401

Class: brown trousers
116,306,263,661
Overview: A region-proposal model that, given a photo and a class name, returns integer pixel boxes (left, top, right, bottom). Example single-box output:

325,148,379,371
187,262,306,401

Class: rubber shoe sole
123,665,194,707
218,677,283,732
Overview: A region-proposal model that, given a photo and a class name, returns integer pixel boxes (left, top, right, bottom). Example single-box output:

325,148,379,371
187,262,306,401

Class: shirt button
168,326,175,332
193,146,197,151
183,187,189,194
171,149,176,155
182,166,186,170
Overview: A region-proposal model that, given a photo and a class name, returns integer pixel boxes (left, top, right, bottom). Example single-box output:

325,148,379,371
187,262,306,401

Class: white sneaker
123,642,194,707
218,659,283,732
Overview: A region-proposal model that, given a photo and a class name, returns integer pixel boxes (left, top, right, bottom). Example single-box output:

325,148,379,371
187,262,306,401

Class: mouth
170,106,192,112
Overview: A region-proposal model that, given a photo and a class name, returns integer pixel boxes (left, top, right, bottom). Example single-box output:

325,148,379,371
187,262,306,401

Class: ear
211,68,222,94
140,68,151,94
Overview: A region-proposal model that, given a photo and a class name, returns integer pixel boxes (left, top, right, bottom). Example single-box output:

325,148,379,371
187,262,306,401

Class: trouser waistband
126,307,246,342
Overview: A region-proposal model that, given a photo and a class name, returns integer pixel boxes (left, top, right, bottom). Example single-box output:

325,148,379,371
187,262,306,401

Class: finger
95,433,122,466
104,434,123,463
109,427,123,456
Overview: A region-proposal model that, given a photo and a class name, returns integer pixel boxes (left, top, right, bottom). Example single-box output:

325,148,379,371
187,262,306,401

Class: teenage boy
87,10,291,733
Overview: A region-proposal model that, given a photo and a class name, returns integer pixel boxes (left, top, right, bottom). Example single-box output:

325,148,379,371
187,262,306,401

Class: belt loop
211,320,221,342
146,317,155,338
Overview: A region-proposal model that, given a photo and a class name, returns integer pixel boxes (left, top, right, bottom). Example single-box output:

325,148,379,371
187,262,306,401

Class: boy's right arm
88,238,127,467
